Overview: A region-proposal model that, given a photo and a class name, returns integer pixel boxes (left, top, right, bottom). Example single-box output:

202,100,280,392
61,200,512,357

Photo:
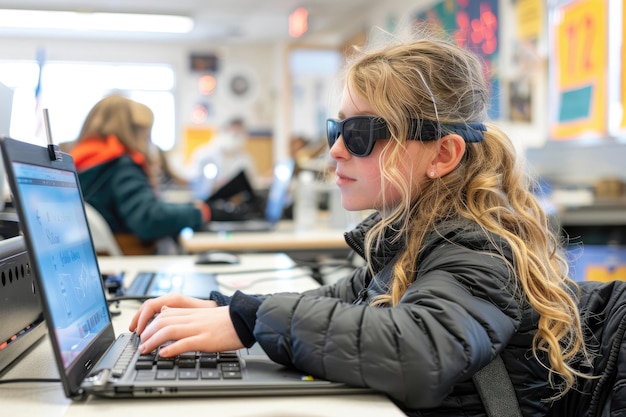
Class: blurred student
70,94,210,255
149,143,190,189
188,117,258,198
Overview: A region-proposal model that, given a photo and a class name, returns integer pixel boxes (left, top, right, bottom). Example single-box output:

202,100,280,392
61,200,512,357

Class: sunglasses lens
326,116,386,157
343,118,372,156
326,119,340,148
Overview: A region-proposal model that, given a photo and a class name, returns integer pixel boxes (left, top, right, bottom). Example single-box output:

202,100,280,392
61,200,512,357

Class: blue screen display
13,162,110,368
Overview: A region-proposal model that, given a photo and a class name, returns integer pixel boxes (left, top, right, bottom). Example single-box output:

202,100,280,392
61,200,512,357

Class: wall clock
230,75,250,97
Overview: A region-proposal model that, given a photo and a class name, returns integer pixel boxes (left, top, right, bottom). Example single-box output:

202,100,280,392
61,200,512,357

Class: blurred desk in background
179,221,351,260
557,204,626,245
558,204,626,227
557,204,626,283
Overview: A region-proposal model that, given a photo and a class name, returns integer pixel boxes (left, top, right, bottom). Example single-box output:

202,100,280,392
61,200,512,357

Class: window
289,48,341,142
0,61,176,150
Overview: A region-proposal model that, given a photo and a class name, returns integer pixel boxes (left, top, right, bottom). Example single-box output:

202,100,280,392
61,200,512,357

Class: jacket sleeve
253,243,522,410
110,158,204,241
301,264,370,303
223,268,371,348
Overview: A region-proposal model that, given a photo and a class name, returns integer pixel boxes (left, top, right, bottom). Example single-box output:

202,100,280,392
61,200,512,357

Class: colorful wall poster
549,0,608,140
415,0,500,119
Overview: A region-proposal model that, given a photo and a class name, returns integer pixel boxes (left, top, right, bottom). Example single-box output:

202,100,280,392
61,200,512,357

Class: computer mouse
195,251,240,265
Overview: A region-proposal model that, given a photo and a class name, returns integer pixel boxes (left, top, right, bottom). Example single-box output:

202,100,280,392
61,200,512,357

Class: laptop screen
264,159,294,223
12,161,110,369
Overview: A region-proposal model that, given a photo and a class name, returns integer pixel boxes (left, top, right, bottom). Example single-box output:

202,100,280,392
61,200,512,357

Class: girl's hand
137,305,243,357
129,293,217,336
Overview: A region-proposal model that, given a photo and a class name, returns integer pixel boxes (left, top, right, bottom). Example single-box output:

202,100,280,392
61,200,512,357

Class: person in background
188,117,258,197
149,143,190,189
70,94,210,255
129,29,592,415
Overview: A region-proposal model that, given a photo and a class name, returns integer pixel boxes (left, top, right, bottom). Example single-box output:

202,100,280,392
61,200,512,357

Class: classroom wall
0,1,549,152
0,36,292,174
0,1,605,179
0,26,366,171
0,37,276,135
359,0,626,197
361,0,550,154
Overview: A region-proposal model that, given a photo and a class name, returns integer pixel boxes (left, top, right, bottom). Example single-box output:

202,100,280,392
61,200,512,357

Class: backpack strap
473,355,523,417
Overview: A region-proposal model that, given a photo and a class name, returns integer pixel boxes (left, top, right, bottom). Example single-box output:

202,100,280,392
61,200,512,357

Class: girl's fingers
137,306,242,355
129,294,211,334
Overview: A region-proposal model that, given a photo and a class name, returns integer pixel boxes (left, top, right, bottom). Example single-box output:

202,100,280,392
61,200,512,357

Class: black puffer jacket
547,280,626,416
250,213,556,416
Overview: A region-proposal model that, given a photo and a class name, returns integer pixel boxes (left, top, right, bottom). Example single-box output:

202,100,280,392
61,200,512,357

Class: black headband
409,120,487,143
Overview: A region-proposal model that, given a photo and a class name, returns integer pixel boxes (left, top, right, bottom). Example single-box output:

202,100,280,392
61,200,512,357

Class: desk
178,221,351,256
0,254,404,417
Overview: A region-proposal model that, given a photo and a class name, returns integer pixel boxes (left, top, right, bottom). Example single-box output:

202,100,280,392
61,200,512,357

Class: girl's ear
429,134,466,177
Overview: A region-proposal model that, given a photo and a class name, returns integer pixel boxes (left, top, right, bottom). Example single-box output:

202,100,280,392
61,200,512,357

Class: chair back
84,203,123,256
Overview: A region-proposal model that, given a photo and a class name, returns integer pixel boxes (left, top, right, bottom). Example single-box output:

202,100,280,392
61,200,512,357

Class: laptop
0,137,365,399
204,159,295,233
121,270,219,299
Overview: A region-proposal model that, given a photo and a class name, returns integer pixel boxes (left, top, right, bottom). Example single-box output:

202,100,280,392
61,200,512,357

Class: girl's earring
429,171,436,178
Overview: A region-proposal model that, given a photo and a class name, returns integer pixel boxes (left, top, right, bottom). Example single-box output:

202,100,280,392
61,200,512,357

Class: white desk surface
178,220,350,254
0,254,405,417
98,253,323,296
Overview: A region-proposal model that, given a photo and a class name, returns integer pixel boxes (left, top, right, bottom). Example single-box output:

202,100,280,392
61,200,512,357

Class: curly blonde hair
344,29,589,395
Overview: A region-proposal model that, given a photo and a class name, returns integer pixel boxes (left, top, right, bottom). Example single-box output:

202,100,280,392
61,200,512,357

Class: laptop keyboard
132,344,243,381
126,272,186,297
123,271,219,298
125,272,154,297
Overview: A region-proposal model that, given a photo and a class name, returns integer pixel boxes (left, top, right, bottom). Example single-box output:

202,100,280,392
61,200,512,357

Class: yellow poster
549,0,607,140
182,126,215,164
516,0,543,40
586,265,626,282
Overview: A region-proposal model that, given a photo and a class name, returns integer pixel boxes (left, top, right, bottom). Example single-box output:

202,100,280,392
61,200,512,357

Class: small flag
34,48,46,141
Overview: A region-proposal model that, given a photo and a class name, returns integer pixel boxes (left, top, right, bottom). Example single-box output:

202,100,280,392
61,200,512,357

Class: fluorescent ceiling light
0,9,194,33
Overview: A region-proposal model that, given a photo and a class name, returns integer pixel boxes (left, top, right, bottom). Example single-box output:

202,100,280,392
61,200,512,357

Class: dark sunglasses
326,115,486,157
